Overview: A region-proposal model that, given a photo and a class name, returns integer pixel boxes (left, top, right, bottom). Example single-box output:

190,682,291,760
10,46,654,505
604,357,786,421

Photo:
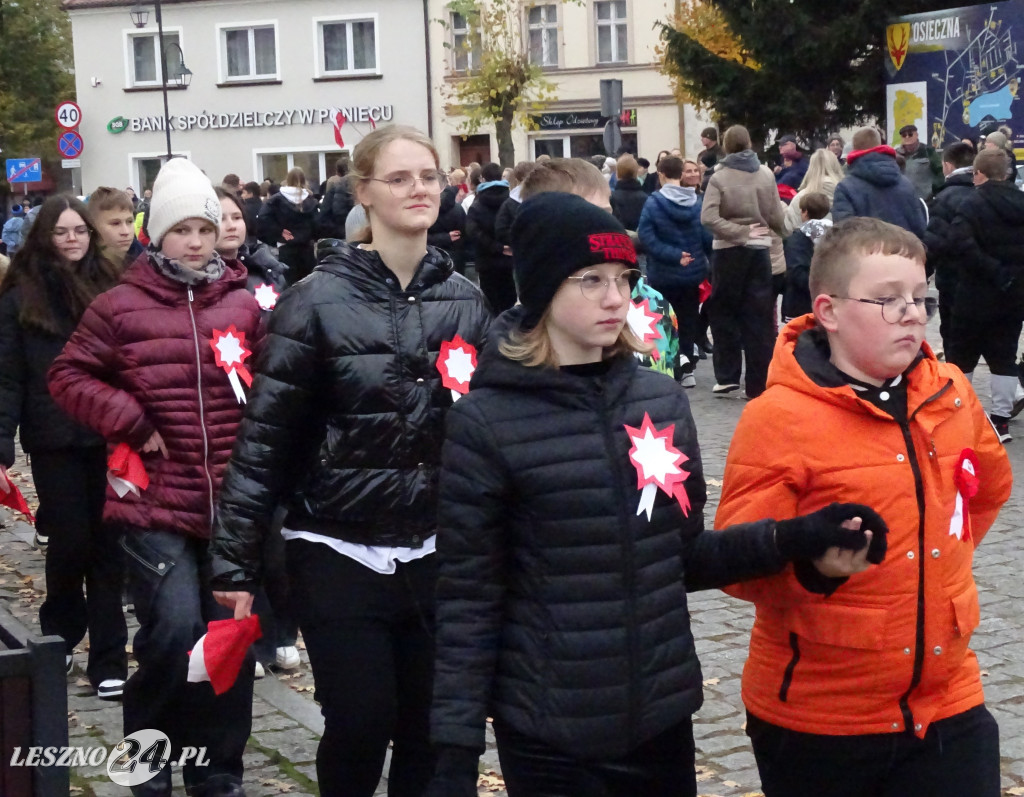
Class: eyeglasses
829,295,938,324
566,269,641,301
52,226,92,240
367,171,445,197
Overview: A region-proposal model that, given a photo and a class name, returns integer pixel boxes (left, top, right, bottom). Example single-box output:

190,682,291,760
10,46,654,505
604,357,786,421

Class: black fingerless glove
423,745,480,797
775,502,889,564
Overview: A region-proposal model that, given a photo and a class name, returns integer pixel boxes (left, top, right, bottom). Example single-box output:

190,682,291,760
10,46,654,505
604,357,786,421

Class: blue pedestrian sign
58,131,84,159
6,158,41,184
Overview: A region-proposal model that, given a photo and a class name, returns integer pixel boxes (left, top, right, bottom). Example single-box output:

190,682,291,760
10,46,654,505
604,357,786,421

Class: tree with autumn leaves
439,0,559,166
659,0,959,142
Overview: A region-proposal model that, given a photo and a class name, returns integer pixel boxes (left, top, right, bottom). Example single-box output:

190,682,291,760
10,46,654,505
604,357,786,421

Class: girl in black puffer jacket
209,126,491,797
425,193,888,797
256,168,319,284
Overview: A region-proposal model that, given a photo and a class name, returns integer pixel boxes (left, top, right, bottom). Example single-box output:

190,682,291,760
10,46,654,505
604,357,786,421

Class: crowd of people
0,118,1016,797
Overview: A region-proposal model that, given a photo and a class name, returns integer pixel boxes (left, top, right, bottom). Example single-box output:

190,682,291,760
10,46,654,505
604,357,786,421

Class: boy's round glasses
566,269,641,301
367,171,446,197
829,295,938,324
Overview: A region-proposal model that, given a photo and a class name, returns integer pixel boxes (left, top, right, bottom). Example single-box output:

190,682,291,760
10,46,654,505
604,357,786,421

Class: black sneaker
991,415,1011,443
712,383,740,394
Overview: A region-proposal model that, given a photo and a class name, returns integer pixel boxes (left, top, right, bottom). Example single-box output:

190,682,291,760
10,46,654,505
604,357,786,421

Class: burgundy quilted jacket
48,254,264,538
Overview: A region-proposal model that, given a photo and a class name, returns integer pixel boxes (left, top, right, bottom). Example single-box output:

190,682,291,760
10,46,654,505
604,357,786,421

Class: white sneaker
66,655,73,675
34,532,49,549
254,661,265,679
275,646,300,670
96,679,124,700
680,374,696,388
712,383,740,394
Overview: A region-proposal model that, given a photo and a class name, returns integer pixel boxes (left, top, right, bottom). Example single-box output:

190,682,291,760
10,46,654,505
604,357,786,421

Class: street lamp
129,0,190,159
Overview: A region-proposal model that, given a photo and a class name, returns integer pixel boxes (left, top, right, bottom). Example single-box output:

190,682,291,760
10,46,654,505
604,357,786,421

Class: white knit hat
147,158,221,246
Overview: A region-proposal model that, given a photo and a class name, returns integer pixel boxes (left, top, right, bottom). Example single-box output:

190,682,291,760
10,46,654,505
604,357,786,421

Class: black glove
775,503,888,564
422,745,480,797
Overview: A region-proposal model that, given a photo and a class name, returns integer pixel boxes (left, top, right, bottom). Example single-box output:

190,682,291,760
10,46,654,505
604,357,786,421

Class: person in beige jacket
700,124,786,398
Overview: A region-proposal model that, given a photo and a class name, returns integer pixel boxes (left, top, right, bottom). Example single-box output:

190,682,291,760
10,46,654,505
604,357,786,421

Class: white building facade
427,0,711,168
64,0,433,193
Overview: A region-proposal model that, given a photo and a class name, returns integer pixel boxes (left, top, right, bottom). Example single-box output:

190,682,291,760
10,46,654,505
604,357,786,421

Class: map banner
885,2,1023,153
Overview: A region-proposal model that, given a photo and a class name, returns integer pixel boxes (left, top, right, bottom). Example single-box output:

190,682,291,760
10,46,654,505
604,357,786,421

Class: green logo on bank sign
107,116,128,134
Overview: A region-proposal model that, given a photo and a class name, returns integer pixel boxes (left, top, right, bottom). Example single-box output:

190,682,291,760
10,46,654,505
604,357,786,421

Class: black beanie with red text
511,191,637,326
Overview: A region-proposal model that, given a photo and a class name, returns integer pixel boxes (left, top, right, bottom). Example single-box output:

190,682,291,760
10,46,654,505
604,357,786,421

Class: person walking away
609,153,649,231
945,147,1024,442
494,161,536,250
2,204,26,256
206,125,491,797
425,191,888,797
317,160,354,240
637,155,710,387
700,125,786,398
257,167,319,284
466,163,515,314
781,191,831,321
48,159,263,797
922,142,976,357
0,195,126,699
716,217,1011,797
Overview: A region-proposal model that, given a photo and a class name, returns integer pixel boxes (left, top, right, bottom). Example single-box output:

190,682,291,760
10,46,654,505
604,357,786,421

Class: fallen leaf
703,677,720,686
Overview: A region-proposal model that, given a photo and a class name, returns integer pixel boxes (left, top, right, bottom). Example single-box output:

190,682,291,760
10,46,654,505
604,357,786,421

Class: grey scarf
148,247,226,286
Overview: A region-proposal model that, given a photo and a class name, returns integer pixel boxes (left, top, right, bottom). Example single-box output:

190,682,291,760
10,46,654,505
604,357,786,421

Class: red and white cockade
0,469,35,521
436,335,478,402
949,448,980,542
626,298,664,360
625,412,691,521
107,442,149,499
253,283,279,312
210,325,253,404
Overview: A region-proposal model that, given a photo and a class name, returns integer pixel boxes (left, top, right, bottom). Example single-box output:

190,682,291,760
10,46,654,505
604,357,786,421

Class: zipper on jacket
187,287,216,528
778,632,801,702
599,390,640,751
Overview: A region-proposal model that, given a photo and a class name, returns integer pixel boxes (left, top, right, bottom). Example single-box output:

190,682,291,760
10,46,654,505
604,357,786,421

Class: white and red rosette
626,298,664,361
210,325,253,404
253,283,279,312
107,442,149,499
949,448,980,542
436,335,478,402
187,615,262,695
625,412,692,521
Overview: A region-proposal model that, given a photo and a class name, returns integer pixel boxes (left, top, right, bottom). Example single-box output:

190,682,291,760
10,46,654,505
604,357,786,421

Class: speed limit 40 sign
55,101,82,129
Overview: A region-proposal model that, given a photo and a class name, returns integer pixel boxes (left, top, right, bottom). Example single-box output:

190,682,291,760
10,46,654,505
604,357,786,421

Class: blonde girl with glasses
424,192,887,797
0,195,126,700
209,125,491,797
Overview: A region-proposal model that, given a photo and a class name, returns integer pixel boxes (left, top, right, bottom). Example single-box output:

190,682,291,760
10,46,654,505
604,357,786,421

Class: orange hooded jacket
715,314,1011,739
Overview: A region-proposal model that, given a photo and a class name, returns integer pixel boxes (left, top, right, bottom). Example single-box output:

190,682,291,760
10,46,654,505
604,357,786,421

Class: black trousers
654,283,700,376
286,541,437,797
747,705,1000,797
708,246,775,397
278,242,316,285
32,447,127,687
493,717,697,797
477,266,518,316
945,311,1021,376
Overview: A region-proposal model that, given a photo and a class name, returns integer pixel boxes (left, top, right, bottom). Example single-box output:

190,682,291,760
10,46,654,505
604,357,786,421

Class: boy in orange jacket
716,217,1012,796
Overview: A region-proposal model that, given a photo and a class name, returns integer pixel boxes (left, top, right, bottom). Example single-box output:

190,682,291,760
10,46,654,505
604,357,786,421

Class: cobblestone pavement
1,321,1021,796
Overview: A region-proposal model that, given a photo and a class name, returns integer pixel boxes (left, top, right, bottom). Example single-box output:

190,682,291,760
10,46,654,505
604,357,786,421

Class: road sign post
5,158,42,184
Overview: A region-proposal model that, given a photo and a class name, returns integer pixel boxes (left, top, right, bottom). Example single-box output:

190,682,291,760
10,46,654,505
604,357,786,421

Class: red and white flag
332,110,346,148
436,335,478,402
107,443,149,499
210,325,253,404
624,413,691,521
949,448,980,542
0,470,34,522
187,615,262,695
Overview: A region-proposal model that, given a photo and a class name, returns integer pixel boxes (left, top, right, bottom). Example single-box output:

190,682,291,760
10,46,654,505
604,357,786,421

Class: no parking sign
58,130,84,159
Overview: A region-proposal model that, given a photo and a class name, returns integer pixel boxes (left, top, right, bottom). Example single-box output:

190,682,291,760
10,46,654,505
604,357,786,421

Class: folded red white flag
107,443,149,498
0,471,34,522
187,615,262,695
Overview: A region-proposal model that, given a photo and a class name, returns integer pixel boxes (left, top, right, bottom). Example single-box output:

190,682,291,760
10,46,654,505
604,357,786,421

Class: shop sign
532,108,637,131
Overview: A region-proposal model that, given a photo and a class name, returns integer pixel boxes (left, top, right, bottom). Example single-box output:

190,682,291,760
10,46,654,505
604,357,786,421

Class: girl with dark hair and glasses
0,195,126,698
425,192,888,797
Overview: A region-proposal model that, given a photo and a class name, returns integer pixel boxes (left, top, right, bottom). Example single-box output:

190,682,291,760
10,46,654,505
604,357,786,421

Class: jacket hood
799,218,832,244
846,152,902,187
721,150,761,173
471,305,638,403
937,171,975,192
120,252,249,306
975,179,1024,226
474,184,509,209
280,186,311,205
615,179,644,192
314,240,454,294
659,184,698,207
509,185,524,203
438,185,457,214
768,314,937,411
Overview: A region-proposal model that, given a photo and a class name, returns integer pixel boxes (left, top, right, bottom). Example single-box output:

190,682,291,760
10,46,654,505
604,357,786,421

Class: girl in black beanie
426,192,888,796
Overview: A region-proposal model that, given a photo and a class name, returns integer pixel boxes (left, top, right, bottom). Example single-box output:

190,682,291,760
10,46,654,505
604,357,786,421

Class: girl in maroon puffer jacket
49,158,263,797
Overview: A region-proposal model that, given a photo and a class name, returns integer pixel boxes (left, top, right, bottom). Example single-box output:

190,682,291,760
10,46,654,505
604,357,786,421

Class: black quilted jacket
208,241,491,587
430,309,786,758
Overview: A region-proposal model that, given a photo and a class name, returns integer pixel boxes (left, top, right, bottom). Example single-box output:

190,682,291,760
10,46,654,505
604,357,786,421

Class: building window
127,31,181,86
531,132,637,160
595,0,627,64
528,5,558,67
257,150,350,186
450,12,481,72
220,24,278,81
316,17,378,76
